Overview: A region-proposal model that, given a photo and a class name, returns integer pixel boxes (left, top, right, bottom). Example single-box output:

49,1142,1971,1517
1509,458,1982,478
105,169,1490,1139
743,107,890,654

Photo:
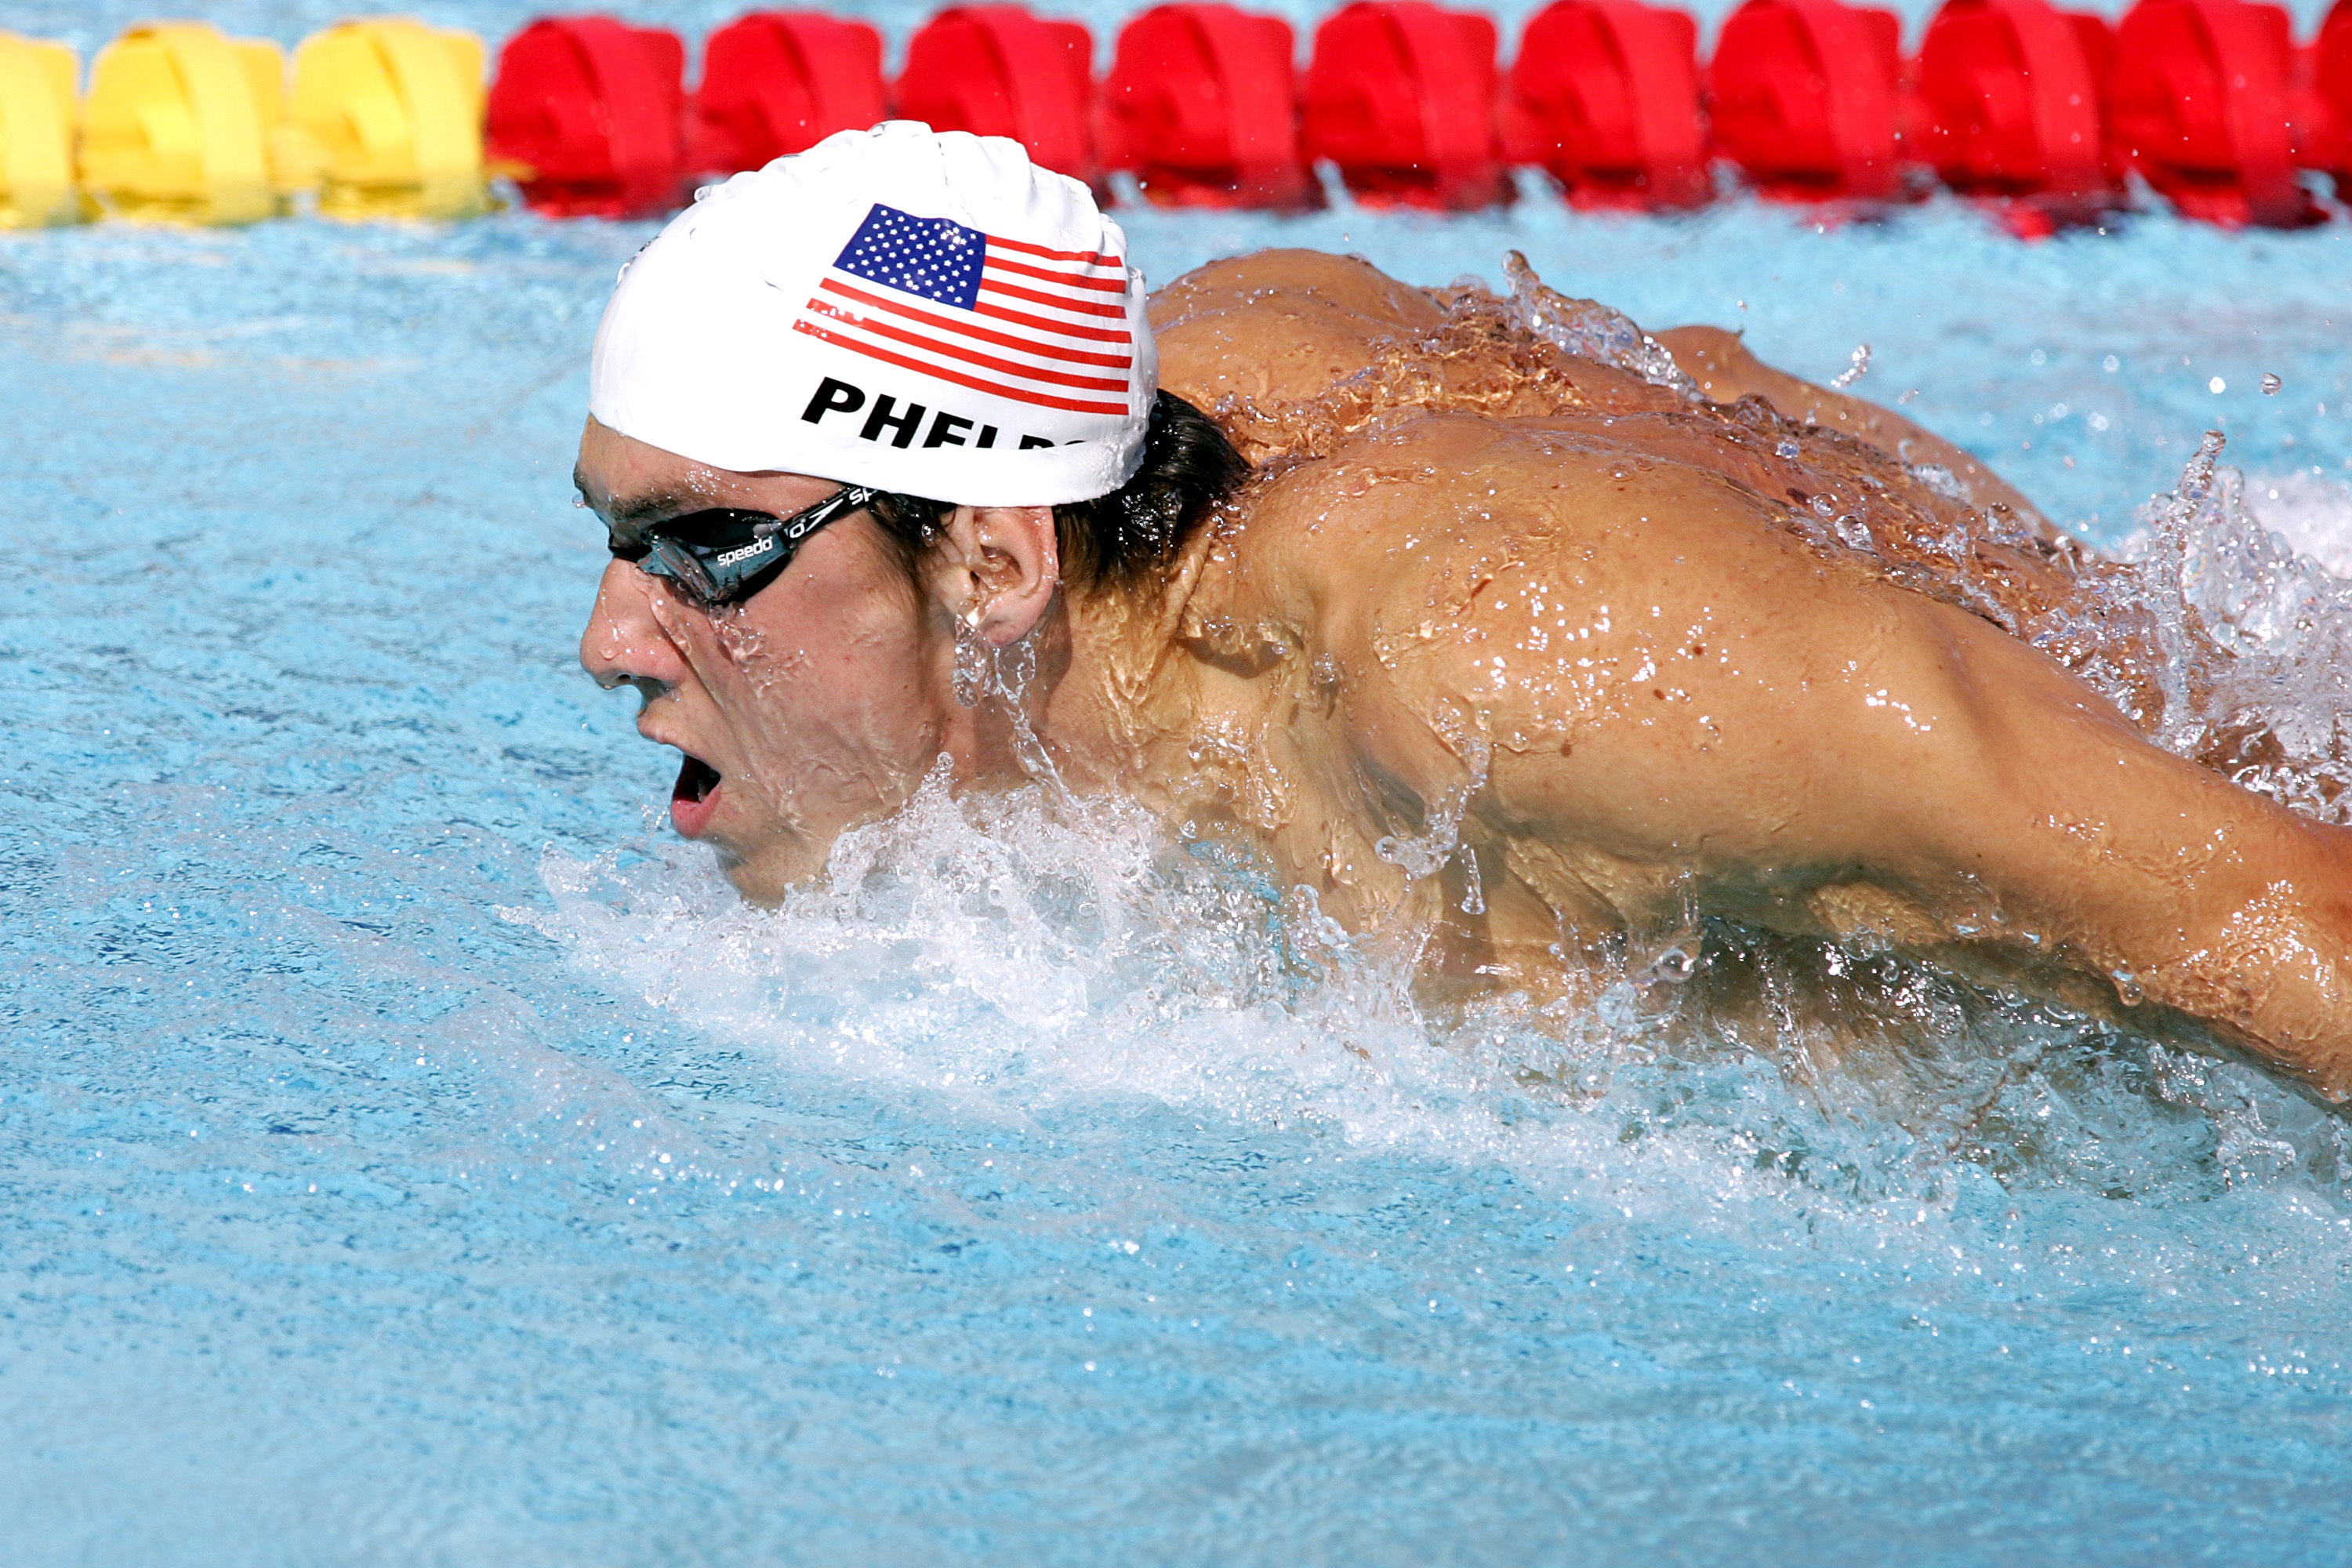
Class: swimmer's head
575,123,1244,900
589,119,1154,505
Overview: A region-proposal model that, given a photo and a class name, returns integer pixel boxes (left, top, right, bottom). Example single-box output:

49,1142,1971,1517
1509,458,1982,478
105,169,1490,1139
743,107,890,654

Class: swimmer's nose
580,559,685,693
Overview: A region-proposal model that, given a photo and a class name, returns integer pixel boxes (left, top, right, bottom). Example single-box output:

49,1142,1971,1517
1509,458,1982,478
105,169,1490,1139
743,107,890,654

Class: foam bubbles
2249,469,2352,580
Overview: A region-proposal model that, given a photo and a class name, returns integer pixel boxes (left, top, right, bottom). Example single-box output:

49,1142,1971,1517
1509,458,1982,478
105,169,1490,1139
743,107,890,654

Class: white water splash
2045,442,2352,821
2248,469,2352,579
1502,250,1697,397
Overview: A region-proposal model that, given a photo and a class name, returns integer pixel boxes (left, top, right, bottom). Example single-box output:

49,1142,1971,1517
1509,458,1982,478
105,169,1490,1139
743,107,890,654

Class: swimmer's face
573,418,952,901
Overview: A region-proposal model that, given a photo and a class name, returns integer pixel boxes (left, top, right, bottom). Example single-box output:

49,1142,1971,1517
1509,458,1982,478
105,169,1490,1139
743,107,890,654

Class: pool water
7,82,2352,1568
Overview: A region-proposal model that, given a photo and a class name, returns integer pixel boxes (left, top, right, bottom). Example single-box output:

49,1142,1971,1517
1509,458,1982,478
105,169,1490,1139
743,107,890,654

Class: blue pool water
9,37,2352,1566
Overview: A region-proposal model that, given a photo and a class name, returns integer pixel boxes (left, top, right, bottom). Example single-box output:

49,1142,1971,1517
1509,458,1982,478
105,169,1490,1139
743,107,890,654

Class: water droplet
952,619,988,708
1906,463,1968,502
1501,251,1697,394
2260,372,2282,396
1642,946,1697,985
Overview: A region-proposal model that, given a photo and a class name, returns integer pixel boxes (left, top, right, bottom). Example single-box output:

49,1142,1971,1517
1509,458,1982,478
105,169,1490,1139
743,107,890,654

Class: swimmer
575,123,2352,1102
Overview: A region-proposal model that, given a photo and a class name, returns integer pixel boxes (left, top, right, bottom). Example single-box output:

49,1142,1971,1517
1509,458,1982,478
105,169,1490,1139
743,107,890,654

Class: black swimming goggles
610,484,879,608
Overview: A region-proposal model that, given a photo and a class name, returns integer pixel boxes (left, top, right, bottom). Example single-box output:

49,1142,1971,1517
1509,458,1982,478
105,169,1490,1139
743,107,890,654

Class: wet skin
579,249,2352,1101
575,432,1062,898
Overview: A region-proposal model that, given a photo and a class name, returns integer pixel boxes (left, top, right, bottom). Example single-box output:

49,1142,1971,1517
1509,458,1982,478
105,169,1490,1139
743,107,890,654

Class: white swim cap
589,121,1155,507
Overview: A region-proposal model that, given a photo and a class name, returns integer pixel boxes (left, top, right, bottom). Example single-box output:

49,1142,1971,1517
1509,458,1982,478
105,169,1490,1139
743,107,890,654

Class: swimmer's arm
1813,594,2352,1095
1653,325,2053,539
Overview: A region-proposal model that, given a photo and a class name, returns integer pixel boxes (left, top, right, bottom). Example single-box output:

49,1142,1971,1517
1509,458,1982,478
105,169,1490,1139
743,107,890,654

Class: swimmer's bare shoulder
1151,249,1444,412
1219,411,2352,1100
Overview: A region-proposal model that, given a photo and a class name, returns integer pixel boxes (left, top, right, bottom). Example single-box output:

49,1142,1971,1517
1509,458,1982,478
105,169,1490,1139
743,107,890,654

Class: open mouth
670,753,723,837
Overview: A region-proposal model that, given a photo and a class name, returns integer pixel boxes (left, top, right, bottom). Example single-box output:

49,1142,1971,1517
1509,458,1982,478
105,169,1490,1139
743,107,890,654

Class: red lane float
1913,0,2117,232
1504,0,1709,207
895,5,1099,183
485,16,687,217
1099,4,1312,207
1302,0,1508,209
2299,0,2350,195
691,12,886,175
2109,0,2318,227
1708,0,1910,201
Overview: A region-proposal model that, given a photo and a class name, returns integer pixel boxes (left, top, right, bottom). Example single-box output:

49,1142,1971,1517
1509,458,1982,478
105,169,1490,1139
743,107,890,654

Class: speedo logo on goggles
713,538,776,569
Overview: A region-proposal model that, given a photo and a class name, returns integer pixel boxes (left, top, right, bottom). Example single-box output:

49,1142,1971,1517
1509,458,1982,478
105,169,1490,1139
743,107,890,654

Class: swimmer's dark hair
866,390,1248,593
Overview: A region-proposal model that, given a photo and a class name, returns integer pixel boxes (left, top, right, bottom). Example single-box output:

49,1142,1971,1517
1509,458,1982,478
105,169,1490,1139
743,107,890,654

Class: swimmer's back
1151,251,2048,539
1189,410,2352,1092
1214,408,1923,899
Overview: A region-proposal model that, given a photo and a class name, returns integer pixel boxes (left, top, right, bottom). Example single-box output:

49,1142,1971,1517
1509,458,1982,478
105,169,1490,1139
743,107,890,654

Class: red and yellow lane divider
0,2,2349,231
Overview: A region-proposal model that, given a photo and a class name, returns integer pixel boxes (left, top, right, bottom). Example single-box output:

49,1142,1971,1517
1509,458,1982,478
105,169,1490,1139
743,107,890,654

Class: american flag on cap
790,203,1135,419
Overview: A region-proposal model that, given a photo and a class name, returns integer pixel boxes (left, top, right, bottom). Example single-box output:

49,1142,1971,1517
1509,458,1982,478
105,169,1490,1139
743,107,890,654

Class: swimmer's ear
929,503,1061,646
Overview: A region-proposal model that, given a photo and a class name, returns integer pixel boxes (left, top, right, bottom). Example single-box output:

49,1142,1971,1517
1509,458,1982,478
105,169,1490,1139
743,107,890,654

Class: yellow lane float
81,21,295,223
285,19,488,220
0,32,82,227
